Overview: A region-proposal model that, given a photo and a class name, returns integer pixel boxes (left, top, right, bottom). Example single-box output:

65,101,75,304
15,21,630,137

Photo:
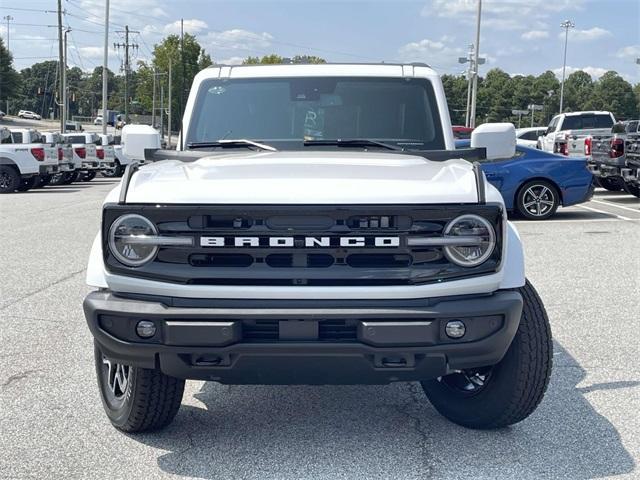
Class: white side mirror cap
471,123,516,160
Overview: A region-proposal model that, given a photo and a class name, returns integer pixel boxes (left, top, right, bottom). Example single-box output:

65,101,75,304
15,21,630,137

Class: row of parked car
513,111,639,198
0,124,162,194
0,127,129,193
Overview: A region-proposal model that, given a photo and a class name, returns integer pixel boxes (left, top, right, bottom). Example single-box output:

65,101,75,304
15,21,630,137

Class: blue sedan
456,140,594,220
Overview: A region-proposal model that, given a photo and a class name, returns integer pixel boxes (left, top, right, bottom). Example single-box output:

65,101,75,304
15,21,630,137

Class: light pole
469,0,482,128
102,0,109,135
3,15,13,50
559,19,574,114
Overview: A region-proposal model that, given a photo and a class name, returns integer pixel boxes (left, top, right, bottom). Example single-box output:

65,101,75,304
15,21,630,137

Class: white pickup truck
84,63,552,433
0,127,58,192
60,132,114,182
538,111,615,157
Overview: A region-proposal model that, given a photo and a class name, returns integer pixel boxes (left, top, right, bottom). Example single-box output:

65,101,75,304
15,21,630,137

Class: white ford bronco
84,63,552,432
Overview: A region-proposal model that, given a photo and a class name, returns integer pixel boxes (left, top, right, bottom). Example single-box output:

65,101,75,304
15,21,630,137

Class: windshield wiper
303,138,402,151
187,139,277,151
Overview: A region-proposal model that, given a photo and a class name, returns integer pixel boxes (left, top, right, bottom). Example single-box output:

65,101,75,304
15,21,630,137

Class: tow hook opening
192,354,225,366
375,354,415,368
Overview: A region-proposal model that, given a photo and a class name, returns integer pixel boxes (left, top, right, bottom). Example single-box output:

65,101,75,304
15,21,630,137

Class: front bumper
84,290,522,385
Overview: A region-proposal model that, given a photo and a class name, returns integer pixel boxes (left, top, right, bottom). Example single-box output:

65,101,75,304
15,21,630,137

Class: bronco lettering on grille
200,236,401,248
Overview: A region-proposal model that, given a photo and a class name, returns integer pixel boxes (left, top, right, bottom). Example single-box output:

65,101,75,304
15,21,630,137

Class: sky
2,0,639,83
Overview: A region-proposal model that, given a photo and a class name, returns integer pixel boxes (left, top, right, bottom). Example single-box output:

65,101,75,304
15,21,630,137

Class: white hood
122,151,479,204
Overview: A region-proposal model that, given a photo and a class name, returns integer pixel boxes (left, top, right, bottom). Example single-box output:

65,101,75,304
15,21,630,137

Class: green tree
532,71,559,124
441,74,468,125
242,54,327,65
243,54,285,65
477,68,513,123
0,37,22,113
563,71,593,113
135,33,213,131
17,60,59,118
590,71,638,120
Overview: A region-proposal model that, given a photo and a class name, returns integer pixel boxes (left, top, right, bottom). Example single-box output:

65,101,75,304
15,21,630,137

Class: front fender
499,221,525,289
86,232,108,288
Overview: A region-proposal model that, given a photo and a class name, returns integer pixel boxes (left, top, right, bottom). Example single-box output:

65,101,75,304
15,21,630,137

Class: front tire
515,180,560,220
94,342,185,432
421,280,552,429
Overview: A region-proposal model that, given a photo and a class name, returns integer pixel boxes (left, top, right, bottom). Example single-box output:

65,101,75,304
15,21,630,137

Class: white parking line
577,204,631,221
591,199,640,214
514,217,623,224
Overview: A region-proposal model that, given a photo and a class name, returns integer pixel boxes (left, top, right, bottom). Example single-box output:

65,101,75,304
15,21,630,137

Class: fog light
445,320,466,339
136,320,156,338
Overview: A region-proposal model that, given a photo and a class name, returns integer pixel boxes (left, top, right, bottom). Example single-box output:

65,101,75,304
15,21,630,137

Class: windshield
186,76,445,150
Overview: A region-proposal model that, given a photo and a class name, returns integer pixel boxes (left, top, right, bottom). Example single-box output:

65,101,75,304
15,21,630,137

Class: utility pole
180,18,185,150
151,68,157,128
114,25,139,124
159,79,164,142
559,20,575,114
63,27,71,130
57,0,64,131
168,60,172,148
469,0,482,128
101,0,109,135
3,16,13,50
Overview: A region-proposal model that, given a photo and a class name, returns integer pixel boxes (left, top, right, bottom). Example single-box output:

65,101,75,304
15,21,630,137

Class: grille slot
242,319,357,342
190,254,254,267
346,254,412,268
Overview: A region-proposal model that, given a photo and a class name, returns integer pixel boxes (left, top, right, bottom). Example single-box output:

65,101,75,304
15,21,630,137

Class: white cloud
163,19,208,35
218,56,245,65
616,45,640,59
202,29,273,52
422,0,584,25
563,27,612,42
552,66,610,79
522,30,549,41
76,46,118,59
397,37,464,70
78,0,168,23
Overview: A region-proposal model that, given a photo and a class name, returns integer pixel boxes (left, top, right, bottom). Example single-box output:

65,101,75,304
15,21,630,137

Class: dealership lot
0,181,638,479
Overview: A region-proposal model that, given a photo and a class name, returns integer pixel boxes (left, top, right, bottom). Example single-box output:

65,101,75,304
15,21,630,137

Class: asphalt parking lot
1,180,638,480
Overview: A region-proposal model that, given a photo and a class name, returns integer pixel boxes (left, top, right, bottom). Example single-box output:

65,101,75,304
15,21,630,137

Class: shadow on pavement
128,342,635,479
18,188,85,194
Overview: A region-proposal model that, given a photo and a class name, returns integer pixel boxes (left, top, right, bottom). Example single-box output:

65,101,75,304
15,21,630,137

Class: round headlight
108,214,158,267
443,214,496,267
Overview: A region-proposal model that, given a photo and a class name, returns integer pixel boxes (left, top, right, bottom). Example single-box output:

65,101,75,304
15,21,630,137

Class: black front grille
242,319,357,342
104,204,503,286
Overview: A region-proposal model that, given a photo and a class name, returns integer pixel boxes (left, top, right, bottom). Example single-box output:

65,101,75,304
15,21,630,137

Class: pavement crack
384,383,437,478
2,369,41,387
0,267,86,311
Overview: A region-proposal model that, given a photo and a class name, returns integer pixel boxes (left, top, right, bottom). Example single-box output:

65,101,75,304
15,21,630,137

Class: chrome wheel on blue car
516,180,559,220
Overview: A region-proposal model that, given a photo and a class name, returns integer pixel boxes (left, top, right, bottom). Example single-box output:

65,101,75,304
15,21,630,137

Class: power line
1,7,55,13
